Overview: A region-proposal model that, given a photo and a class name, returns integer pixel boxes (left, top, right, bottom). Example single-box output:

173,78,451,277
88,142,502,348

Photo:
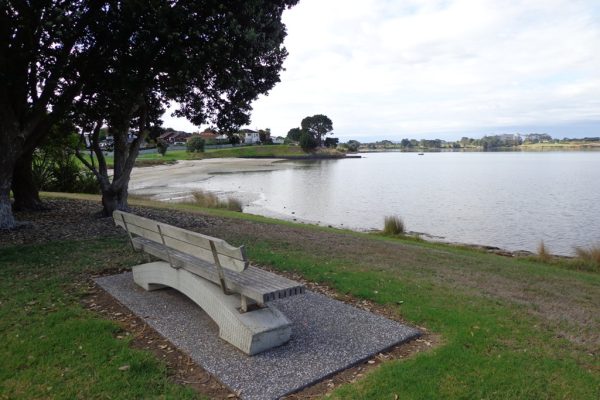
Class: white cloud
164,0,600,139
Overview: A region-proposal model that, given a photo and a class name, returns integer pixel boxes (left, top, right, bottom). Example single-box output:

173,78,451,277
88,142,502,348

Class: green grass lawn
0,238,200,399
249,244,599,399
1,196,599,399
97,145,313,167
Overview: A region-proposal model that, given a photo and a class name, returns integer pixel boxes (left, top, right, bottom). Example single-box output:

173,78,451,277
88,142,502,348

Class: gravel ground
96,272,420,400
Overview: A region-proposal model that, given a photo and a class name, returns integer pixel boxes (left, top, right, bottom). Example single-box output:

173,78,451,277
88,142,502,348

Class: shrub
49,157,80,192
75,170,101,194
346,140,361,152
537,240,551,262
383,215,405,235
324,137,339,148
186,136,205,152
156,138,169,156
299,132,317,152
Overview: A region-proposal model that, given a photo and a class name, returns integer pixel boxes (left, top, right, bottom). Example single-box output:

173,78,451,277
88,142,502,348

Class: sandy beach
129,158,290,201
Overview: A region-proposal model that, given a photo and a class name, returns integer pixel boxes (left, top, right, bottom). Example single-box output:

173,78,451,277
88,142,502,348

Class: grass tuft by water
573,244,600,272
383,215,405,235
537,240,552,262
189,190,243,212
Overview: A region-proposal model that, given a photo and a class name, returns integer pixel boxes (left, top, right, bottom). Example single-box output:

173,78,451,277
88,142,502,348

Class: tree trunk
0,153,17,229
101,186,129,217
0,124,21,229
11,149,46,211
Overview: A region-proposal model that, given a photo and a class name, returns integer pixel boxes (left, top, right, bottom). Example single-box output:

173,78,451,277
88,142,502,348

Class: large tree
300,114,333,147
286,127,302,142
75,0,298,216
1,0,297,226
0,1,108,228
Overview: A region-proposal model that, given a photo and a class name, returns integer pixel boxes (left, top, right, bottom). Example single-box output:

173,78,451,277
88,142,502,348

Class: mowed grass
0,238,200,400
2,196,599,399
246,244,599,399
99,145,308,167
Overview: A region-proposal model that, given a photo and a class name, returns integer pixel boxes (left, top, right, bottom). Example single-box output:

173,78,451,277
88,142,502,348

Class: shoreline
129,158,292,201
128,157,581,258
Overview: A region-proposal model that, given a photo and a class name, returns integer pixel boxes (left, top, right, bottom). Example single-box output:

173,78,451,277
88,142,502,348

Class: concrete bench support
133,261,292,355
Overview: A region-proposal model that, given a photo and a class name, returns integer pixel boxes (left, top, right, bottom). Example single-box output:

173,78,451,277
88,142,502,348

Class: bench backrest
113,210,248,272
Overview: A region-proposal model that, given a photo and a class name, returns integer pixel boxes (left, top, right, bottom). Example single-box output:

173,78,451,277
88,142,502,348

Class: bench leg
131,261,292,355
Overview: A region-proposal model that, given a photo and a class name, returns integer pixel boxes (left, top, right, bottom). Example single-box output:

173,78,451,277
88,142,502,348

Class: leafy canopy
300,114,333,145
287,127,302,141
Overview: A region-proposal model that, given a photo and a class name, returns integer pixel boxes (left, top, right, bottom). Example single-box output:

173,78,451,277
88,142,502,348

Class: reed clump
189,190,243,212
226,197,243,212
574,244,600,270
383,215,405,236
537,240,552,262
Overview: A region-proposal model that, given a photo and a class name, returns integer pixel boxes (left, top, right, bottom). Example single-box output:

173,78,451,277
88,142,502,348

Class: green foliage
383,215,405,235
32,123,100,194
346,140,361,152
229,134,241,145
186,136,205,153
156,138,169,156
76,170,102,194
299,132,318,152
286,127,302,142
300,114,333,146
324,137,339,148
258,128,272,144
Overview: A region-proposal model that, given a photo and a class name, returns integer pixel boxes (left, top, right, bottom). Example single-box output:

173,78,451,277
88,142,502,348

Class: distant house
272,136,285,144
159,130,192,144
239,129,260,144
199,131,218,143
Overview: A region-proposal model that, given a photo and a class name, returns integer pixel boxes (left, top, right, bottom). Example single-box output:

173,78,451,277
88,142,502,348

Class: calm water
193,151,600,255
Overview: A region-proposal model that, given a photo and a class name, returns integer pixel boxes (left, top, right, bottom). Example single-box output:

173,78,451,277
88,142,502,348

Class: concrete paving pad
95,272,420,400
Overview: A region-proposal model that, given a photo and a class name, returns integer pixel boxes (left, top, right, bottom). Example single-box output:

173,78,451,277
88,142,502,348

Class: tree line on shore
364,134,600,150
0,0,299,229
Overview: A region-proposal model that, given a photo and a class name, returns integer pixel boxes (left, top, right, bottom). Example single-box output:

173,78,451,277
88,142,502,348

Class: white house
272,136,285,144
240,129,260,144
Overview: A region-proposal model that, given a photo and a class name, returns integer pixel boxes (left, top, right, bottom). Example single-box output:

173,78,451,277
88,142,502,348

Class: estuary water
190,151,600,255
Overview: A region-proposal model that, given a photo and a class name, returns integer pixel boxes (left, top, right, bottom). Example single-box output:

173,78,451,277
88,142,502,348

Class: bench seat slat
133,238,304,304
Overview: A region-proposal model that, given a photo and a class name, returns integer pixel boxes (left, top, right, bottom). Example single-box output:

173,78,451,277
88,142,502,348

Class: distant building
199,130,218,143
272,136,285,144
159,129,192,144
239,129,260,144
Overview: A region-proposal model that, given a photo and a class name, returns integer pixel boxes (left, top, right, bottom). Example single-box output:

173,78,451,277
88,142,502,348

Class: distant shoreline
358,144,600,153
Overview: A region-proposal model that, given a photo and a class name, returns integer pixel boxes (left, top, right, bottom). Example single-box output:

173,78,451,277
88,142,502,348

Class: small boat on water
418,153,424,155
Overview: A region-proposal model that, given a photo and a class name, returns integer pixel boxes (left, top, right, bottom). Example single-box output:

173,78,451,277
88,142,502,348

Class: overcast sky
164,0,600,141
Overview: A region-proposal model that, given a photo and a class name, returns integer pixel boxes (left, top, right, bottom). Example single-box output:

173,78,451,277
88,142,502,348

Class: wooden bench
113,211,305,355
